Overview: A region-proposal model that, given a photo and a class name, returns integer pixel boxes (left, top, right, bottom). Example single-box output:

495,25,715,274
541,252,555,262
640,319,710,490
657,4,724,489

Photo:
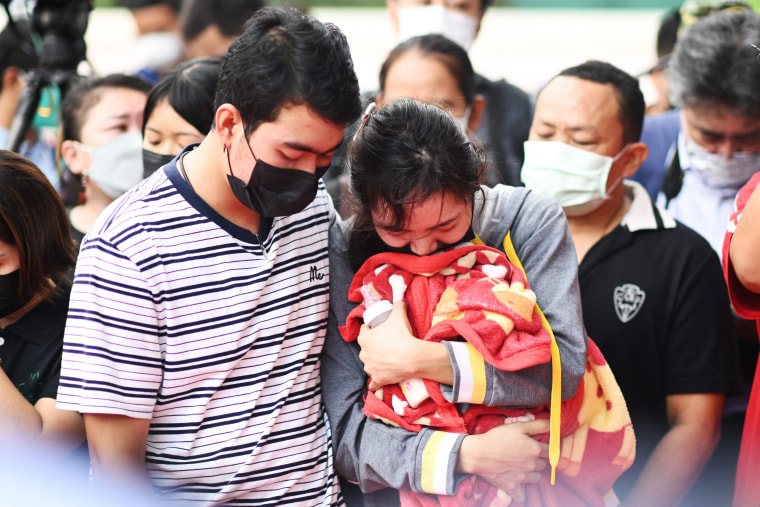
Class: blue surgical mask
521,140,626,217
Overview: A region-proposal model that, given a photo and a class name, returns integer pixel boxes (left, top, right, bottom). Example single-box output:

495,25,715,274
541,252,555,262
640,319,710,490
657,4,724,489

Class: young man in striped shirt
56,6,362,505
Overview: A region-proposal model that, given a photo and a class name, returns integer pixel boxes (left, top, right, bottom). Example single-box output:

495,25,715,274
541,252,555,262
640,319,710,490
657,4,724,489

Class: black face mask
0,269,22,318
385,226,477,256
226,140,329,218
142,149,177,179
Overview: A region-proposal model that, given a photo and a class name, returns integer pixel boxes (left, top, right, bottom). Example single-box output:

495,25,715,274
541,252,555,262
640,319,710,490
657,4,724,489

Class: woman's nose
410,238,437,256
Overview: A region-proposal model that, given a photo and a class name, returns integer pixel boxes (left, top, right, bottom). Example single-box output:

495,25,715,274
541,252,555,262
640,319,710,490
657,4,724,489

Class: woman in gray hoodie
322,99,589,506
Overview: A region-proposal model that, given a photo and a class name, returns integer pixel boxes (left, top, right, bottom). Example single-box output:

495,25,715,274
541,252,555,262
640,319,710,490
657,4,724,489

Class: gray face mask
86,132,144,199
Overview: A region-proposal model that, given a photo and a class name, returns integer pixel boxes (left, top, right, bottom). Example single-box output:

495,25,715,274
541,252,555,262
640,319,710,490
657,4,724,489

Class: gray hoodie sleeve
322,187,588,495
464,185,588,405
322,219,465,496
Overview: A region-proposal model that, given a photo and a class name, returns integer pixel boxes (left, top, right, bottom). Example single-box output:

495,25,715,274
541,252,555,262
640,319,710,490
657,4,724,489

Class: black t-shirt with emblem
0,282,71,404
578,196,741,501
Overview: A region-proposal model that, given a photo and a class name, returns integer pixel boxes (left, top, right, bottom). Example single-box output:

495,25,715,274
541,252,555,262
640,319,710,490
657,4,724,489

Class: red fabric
340,245,635,506
722,173,760,507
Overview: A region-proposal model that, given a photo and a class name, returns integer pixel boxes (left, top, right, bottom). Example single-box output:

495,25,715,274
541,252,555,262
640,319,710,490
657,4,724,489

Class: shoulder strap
660,145,683,208
502,231,562,486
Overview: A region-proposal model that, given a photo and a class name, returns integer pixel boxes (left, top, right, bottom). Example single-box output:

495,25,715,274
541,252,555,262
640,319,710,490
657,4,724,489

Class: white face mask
682,130,760,189
78,132,145,199
521,140,625,217
136,32,183,71
397,5,479,51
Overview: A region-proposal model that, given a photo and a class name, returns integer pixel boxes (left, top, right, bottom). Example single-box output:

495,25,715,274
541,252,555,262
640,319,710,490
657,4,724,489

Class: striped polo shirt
57,158,342,506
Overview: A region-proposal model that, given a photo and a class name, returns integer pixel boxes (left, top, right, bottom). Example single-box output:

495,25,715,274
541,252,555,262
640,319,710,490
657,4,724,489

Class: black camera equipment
5,0,91,153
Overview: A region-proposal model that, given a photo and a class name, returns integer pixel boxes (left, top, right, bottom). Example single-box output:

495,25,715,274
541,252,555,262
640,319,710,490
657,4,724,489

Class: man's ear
620,142,649,179
467,94,485,133
214,103,243,147
60,140,89,176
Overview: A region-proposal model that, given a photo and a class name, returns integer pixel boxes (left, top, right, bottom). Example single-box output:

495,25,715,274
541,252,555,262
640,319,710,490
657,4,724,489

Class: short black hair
143,56,221,137
380,34,476,106
556,60,645,145
181,0,266,42
214,6,362,136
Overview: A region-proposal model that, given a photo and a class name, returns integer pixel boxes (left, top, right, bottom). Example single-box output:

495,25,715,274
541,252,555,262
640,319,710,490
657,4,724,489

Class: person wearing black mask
56,7,363,504
141,57,222,178
0,150,83,458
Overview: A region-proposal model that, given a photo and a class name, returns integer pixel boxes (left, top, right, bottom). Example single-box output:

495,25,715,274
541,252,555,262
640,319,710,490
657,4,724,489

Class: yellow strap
496,231,561,485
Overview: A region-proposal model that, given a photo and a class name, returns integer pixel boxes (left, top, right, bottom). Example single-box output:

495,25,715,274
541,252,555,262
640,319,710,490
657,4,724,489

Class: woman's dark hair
143,56,222,137
379,34,476,107
0,151,76,305
347,98,485,270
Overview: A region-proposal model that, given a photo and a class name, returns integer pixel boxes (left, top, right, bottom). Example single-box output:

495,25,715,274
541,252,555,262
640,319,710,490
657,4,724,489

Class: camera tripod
4,0,91,153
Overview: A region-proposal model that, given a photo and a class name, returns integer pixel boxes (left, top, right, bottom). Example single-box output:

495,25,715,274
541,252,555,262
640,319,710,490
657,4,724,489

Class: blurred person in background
385,0,532,186
0,19,58,187
326,34,499,216
141,56,221,178
122,0,184,84
0,150,83,461
638,7,680,116
180,0,267,59
59,73,151,247
633,1,757,201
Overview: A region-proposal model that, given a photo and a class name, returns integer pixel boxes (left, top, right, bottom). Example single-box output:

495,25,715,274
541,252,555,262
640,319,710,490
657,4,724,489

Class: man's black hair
557,60,645,145
181,0,267,42
214,6,362,135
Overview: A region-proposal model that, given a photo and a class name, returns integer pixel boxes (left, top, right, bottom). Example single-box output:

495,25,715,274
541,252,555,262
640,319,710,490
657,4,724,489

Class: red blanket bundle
340,244,635,506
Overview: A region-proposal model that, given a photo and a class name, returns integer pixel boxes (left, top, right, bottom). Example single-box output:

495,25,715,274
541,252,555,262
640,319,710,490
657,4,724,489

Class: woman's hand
357,301,420,390
456,419,550,503
358,301,455,390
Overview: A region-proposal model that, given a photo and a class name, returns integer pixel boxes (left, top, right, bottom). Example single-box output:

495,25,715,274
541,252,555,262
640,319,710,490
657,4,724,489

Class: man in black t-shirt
522,60,741,507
